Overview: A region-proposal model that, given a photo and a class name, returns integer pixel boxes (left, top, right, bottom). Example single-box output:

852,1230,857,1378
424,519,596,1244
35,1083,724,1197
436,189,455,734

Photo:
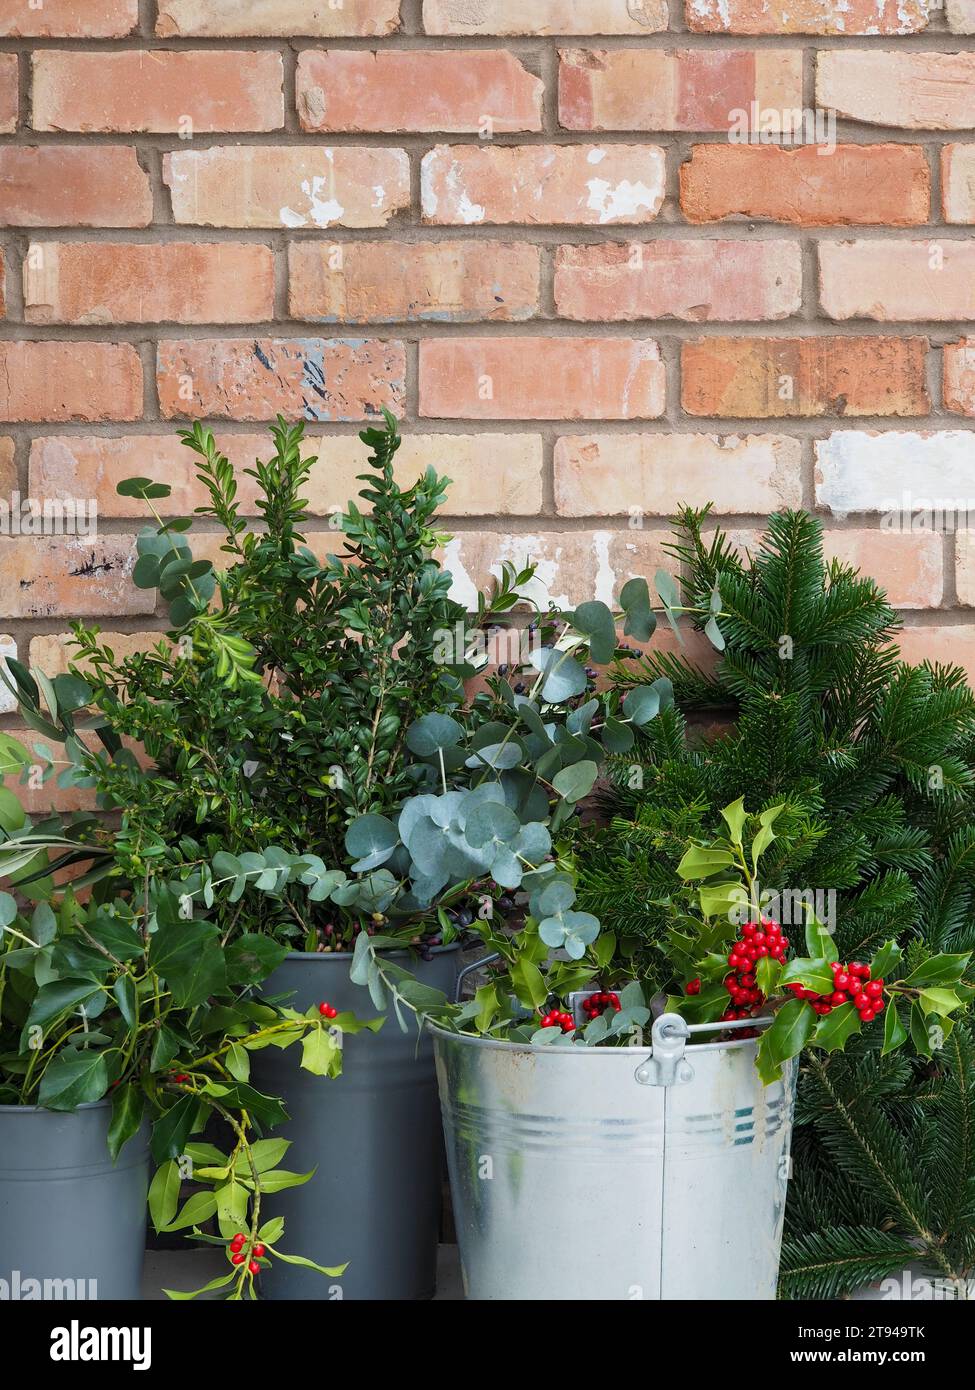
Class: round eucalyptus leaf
345,813,399,862
465,741,522,772
538,916,567,948
623,685,661,727
552,759,598,805
601,716,634,753
571,601,617,666
530,648,588,705
464,800,521,849
514,821,551,865
536,879,576,918
405,712,464,758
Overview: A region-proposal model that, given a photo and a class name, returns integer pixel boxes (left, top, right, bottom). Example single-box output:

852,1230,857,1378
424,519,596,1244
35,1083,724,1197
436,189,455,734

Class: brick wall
3,0,975,752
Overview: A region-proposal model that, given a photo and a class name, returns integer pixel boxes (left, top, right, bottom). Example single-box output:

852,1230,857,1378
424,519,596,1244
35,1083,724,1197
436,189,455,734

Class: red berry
856,994,873,1012
866,980,883,999
874,997,886,1012
248,1260,260,1275
230,1232,246,1249
252,1243,266,1258
231,1253,246,1265
830,991,848,1006
686,978,701,996
848,979,863,996
742,923,757,938
860,1008,876,1023
852,962,871,978
778,937,789,951
319,1001,338,1018
834,972,850,990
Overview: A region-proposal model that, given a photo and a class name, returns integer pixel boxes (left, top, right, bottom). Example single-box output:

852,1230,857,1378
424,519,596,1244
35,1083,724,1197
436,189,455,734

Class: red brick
554,433,802,515
685,0,930,33
0,437,13,495
297,50,542,134
897,624,975,677
0,342,143,422
24,242,275,325
819,240,975,321
422,144,665,226
0,536,151,620
941,145,975,223
0,0,137,36
559,49,802,132
817,51,975,130
164,146,410,229
30,432,545,518
555,240,801,321
289,240,539,323
423,0,667,33
824,530,942,609
943,339,975,415
681,336,929,418
0,248,4,317
420,338,665,420
157,0,401,35
680,145,930,227
0,147,152,227
0,53,16,134
32,51,284,134
30,631,166,677
157,338,406,422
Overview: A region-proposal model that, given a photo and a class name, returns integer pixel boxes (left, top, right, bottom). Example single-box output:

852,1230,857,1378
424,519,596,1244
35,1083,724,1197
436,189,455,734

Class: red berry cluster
539,1008,576,1033
229,1232,265,1276
786,961,886,1022
684,977,701,995
721,920,790,1022
582,990,621,1021
318,1001,338,1019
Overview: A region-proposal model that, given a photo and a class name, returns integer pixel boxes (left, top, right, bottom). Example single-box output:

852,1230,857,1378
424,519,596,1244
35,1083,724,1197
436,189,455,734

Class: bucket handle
454,952,502,1002
634,1011,775,1087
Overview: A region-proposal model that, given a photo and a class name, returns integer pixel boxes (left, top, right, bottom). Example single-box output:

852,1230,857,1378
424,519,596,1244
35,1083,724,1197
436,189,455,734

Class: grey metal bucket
252,944,462,1301
0,1100,149,1301
432,1012,797,1301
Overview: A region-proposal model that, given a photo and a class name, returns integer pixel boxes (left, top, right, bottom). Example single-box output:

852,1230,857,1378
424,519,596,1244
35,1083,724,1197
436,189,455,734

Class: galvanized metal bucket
252,944,461,1301
432,1013,796,1301
0,1100,149,1301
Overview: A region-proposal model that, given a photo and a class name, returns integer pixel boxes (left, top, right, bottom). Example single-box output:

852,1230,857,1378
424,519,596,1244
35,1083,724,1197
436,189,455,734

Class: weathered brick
559,48,802,132
555,240,801,321
824,530,942,609
32,51,284,134
0,53,16,134
680,145,929,227
897,624,975,676
685,0,931,32
0,342,143,422
420,338,665,420
817,51,975,130
24,242,275,325
819,240,975,321
422,144,665,225
0,0,137,36
0,437,14,496
947,0,975,32
0,147,152,228
444,529,672,609
157,0,401,35
297,50,542,133
681,336,929,418
815,430,975,515
941,145,975,223
554,433,803,515
30,432,544,517
944,339,975,415
423,0,667,33
0,536,151,619
0,248,5,317
157,338,406,422
164,146,410,229
956,536,975,605
29,631,166,677
289,240,539,323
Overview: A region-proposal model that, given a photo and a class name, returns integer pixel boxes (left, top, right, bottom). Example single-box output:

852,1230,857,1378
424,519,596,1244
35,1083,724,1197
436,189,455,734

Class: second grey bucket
0,1100,149,1301
253,944,461,1300
433,1012,797,1301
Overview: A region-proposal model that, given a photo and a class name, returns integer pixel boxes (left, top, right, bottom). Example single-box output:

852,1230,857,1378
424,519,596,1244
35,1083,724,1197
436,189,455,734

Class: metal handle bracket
635,1012,695,1087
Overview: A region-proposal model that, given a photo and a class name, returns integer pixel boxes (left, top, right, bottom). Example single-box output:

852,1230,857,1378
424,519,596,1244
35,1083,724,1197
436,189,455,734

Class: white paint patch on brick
816,430,975,515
